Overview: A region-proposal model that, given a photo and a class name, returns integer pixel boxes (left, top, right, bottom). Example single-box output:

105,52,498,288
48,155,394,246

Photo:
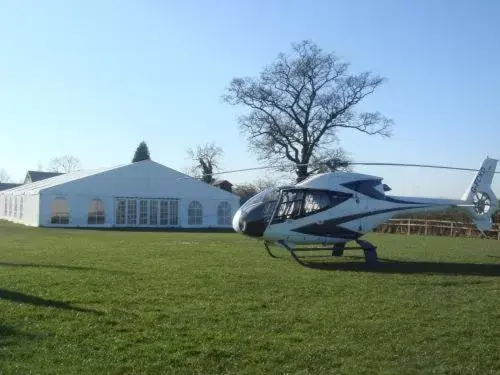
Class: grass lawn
1,221,499,374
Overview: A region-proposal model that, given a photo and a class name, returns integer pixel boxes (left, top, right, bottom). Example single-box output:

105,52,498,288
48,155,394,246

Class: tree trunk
296,165,309,183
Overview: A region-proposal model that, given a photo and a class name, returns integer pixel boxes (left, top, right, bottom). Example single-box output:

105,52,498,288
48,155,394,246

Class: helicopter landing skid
274,239,378,266
264,241,280,258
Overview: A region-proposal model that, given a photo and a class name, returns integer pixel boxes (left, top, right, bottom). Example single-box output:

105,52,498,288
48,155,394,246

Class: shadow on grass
1,324,25,337
297,259,500,276
0,262,131,274
0,289,103,314
0,324,39,341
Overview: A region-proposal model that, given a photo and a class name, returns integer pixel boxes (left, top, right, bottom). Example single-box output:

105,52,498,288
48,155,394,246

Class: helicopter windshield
236,187,283,232
240,187,281,213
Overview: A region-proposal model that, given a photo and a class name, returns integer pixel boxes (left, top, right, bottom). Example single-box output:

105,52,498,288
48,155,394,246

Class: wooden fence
373,218,500,240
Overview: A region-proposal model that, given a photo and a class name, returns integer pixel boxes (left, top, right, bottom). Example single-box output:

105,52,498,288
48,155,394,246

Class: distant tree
187,142,223,184
223,40,393,182
132,141,151,162
232,183,259,204
232,177,281,204
49,155,81,173
254,177,279,192
0,168,10,182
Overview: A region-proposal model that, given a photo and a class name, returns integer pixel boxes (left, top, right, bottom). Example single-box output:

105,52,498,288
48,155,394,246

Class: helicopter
229,157,498,265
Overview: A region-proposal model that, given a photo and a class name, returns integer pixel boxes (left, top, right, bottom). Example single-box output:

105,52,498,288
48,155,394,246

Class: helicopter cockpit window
271,189,353,223
274,190,305,220
303,191,332,214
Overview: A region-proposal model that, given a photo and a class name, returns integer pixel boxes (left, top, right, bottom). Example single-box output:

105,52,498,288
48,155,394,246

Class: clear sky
1,0,499,198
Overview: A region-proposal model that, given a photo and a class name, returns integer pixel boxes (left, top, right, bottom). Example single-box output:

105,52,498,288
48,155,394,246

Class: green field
1,221,499,374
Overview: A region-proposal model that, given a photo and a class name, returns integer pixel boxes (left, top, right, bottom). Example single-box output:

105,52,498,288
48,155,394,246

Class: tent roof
0,160,239,199
1,164,124,194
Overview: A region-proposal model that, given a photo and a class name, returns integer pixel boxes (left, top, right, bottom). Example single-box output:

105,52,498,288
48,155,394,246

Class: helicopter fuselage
232,171,465,245
262,194,461,245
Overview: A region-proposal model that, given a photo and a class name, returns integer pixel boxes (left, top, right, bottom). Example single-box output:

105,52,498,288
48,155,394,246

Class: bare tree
254,177,279,192
49,155,82,173
232,183,259,204
0,168,10,182
232,177,282,204
223,40,393,182
186,143,223,184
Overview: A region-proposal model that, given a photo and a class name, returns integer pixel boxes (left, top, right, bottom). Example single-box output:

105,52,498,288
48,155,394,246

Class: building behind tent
24,170,63,184
212,180,233,193
0,160,239,228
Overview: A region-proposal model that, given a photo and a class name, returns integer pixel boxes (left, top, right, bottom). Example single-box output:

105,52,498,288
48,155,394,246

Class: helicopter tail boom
384,157,498,232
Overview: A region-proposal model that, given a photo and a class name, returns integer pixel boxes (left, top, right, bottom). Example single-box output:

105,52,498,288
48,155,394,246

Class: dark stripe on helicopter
341,179,425,205
291,205,431,239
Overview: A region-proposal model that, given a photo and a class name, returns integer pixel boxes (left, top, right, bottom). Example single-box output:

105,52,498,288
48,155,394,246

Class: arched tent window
51,197,70,224
88,198,105,224
217,201,232,225
188,201,203,225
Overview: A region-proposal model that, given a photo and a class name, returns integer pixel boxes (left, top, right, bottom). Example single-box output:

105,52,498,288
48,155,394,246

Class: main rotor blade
177,160,500,181
350,162,500,173
176,164,303,180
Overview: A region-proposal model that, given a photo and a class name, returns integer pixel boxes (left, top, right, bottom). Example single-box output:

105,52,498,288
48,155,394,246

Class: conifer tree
132,141,151,162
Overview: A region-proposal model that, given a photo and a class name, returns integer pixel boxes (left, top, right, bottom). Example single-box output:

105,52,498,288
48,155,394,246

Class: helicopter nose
232,209,242,232
231,206,267,238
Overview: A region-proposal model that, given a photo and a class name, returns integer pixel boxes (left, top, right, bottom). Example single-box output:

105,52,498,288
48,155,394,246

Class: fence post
424,220,428,236
450,222,453,237
407,219,411,235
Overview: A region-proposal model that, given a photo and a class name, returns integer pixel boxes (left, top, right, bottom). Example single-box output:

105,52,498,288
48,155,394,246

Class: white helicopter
229,157,499,265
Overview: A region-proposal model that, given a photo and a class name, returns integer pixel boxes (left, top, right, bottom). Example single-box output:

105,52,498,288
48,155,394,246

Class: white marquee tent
0,160,240,228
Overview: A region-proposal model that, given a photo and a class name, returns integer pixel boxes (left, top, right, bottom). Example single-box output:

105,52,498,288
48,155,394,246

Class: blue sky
1,0,499,197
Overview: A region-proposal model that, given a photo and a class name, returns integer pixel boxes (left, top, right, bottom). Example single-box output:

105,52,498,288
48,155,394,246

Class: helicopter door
348,183,369,234
356,192,369,233
273,190,304,222
271,189,308,242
